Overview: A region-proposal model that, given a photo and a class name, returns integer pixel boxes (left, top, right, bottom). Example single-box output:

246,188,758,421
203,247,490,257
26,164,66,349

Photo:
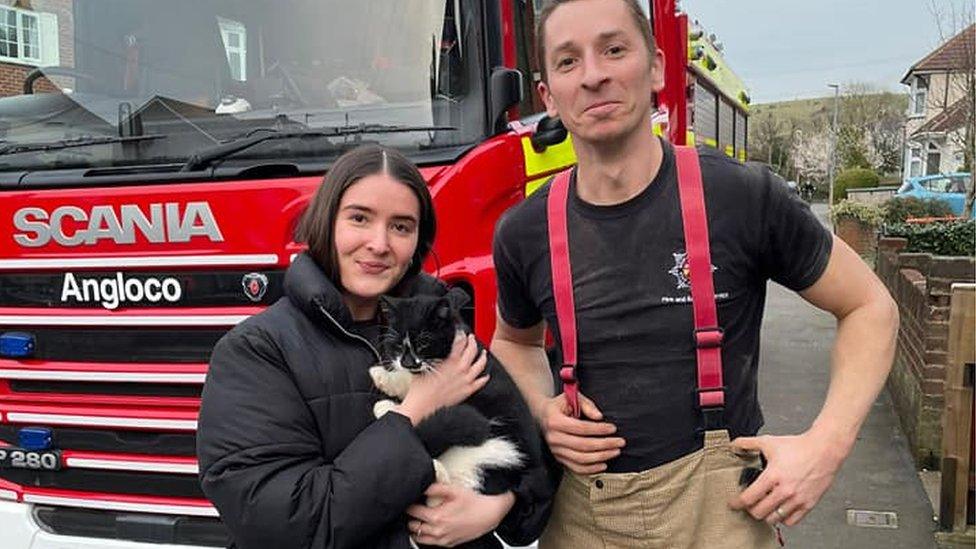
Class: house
900,24,975,181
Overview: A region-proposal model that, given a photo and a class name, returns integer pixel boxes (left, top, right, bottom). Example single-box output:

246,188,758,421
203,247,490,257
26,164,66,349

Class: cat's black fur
374,288,545,549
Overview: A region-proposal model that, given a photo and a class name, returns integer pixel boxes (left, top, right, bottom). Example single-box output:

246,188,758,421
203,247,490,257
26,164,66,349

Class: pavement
757,202,939,548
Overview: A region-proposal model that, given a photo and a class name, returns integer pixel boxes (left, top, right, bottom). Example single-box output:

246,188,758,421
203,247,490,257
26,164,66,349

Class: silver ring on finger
775,507,786,521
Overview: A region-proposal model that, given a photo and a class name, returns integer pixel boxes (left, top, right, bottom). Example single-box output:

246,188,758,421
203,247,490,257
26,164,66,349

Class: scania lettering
61,273,183,310
0,1,748,548
13,202,224,247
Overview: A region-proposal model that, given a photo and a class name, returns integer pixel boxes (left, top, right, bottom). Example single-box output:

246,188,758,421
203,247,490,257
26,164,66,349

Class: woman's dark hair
296,144,436,293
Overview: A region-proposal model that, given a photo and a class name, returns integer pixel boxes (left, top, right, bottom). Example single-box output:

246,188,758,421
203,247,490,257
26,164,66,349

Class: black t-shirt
492,140,832,473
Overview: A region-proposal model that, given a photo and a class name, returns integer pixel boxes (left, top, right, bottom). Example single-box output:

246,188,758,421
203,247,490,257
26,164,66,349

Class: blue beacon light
18,427,53,451
0,332,35,358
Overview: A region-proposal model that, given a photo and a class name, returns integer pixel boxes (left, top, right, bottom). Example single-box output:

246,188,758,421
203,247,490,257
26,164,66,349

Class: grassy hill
751,97,835,132
750,92,908,135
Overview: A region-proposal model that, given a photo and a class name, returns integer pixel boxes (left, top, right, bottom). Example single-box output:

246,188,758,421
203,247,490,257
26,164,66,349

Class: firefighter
490,0,898,547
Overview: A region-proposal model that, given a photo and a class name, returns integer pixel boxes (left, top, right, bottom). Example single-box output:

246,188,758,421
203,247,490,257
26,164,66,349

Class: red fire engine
0,1,747,547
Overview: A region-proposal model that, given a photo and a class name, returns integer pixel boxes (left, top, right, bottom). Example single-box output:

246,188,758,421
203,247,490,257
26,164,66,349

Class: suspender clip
560,365,581,419
693,326,724,349
700,406,725,431
559,365,577,384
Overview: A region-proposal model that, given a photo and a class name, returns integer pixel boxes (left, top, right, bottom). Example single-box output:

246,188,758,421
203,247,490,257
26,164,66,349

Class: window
922,176,967,193
923,177,951,192
909,75,927,117
947,178,967,193
0,6,58,66
925,142,941,175
909,145,923,177
218,17,247,81
0,6,38,62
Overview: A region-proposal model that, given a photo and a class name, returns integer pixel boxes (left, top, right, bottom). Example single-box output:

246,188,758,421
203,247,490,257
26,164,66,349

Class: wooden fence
940,283,975,532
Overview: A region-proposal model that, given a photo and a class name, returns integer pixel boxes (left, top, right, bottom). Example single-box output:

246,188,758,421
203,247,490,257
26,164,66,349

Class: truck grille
0,267,286,543
0,424,196,455
34,506,230,547
8,326,225,363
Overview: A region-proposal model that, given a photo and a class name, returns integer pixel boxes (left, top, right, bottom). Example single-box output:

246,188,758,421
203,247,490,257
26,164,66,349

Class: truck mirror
530,115,567,153
490,68,523,134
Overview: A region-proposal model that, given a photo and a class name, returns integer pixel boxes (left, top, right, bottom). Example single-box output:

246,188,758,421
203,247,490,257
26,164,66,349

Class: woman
197,145,550,548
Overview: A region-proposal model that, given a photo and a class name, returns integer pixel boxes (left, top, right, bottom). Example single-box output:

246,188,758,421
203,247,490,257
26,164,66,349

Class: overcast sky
680,0,973,104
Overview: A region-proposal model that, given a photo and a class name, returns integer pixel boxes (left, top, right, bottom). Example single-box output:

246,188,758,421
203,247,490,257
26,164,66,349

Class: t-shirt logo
668,251,717,290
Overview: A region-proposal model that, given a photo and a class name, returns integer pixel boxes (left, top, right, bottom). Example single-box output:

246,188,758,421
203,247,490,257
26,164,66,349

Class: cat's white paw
369,366,391,393
370,366,411,398
373,399,398,419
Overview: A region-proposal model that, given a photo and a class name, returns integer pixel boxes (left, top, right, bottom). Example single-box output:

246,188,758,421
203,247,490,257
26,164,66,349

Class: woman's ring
775,507,786,521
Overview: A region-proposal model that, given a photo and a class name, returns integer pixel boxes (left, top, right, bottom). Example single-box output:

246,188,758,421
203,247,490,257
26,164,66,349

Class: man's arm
799,235,899,453
491,310,625,474
488,310,552,419
730,235,899,526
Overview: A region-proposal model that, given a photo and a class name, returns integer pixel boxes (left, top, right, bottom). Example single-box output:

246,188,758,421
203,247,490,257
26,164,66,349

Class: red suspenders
546,164,581,418
546,146,725,426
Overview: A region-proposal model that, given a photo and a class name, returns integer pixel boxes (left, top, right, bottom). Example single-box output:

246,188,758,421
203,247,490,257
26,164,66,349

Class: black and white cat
369,288,543,512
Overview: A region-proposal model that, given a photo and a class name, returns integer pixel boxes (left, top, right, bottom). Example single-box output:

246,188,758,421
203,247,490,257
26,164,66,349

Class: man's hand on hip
539,392,626,474
727,430,847,526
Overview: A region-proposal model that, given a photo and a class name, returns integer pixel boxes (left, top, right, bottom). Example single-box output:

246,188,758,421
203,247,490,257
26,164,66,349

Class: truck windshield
0,0,486,172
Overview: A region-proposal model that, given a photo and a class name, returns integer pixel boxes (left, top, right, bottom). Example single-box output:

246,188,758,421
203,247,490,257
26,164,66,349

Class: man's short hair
536,0,655,82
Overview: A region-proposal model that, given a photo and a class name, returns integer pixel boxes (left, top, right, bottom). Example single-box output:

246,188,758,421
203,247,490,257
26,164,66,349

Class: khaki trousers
539,430,782,549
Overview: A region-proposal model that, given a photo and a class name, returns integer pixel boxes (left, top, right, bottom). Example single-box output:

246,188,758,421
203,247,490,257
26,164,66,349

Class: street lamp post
827,84,840,208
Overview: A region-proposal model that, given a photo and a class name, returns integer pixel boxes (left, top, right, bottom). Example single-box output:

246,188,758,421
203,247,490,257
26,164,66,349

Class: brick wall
877,237,976,467
0,61,57,96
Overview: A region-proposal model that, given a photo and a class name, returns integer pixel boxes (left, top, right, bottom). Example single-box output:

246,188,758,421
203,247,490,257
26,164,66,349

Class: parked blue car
895,173,973,217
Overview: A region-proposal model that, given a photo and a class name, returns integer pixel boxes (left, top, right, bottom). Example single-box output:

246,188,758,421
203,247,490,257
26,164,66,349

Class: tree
790,130,830,187
836,83,907,176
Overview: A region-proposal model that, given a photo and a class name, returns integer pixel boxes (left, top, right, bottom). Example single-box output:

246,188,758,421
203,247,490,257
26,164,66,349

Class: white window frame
0,5,40,65
218,17,247,81
908,144,923,178
909,75,927,118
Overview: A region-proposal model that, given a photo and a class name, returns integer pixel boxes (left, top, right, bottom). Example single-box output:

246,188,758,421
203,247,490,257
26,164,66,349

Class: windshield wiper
0,135,166,156
179,124,455,172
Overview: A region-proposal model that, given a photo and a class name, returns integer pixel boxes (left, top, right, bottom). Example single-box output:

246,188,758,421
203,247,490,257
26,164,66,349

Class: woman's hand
406,484,515,547
395,333,489,425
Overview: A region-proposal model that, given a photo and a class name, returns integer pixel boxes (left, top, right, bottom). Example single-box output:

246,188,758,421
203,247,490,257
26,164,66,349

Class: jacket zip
316,302,382,362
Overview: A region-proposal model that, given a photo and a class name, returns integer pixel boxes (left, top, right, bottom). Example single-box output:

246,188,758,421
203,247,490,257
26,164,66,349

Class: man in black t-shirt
489,0,899,546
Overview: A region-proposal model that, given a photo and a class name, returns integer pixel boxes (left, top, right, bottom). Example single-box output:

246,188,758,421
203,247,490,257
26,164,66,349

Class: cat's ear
444,287,471,312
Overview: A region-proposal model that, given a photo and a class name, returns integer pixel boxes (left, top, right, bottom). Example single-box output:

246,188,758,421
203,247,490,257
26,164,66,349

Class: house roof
911,96,971,136
901,24,975,84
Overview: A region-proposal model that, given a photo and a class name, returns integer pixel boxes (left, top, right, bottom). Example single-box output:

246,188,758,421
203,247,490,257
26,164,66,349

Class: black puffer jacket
197,254,551,549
